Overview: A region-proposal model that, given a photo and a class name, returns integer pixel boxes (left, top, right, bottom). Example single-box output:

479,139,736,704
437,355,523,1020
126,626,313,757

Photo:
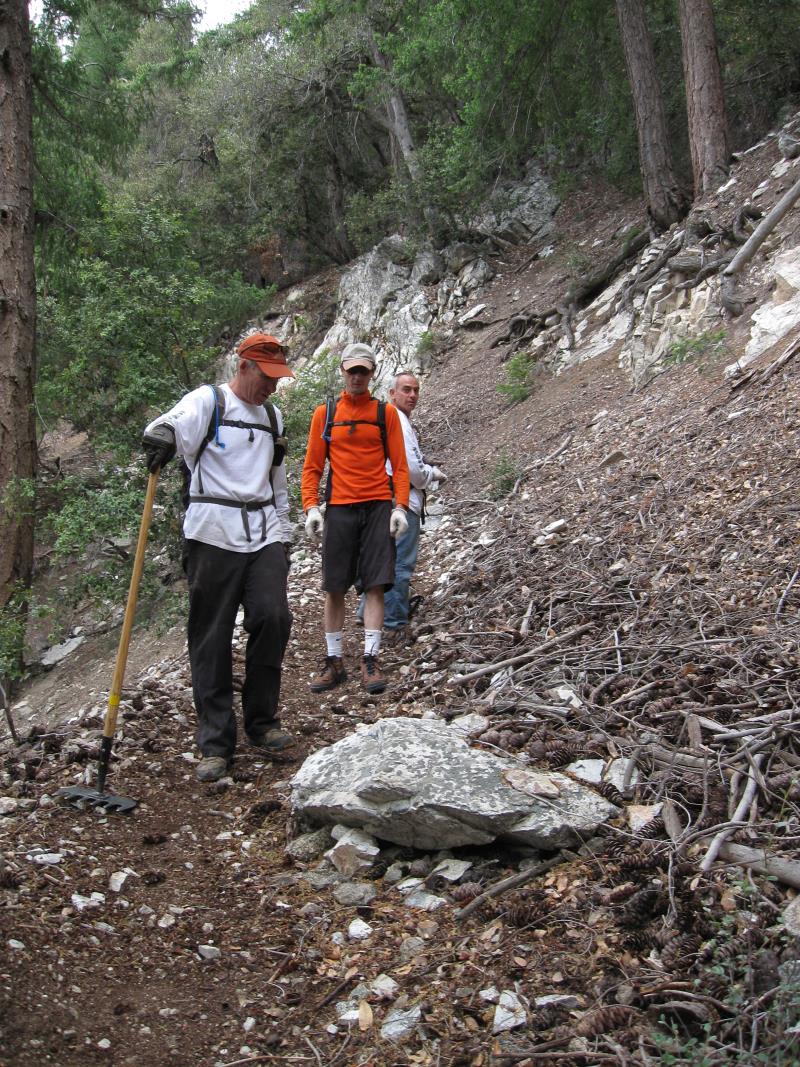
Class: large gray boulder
473,161,559,244
291,718,617,850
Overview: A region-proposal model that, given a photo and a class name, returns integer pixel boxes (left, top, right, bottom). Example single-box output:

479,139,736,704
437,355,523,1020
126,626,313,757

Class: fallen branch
717,842,800,891
723,175,800,278
700,754,765,871
451,623,594,685
455,853,568,919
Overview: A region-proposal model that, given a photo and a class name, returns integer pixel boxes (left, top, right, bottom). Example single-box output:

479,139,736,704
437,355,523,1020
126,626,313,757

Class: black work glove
142,424,176,473
283,543,292,568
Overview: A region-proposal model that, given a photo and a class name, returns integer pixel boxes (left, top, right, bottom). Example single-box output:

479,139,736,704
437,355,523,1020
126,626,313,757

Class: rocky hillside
1,115,800,1066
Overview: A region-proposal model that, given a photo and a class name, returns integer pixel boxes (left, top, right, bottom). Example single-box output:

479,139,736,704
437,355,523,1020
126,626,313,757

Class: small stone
332,882,376,906
493,990,527,1033
109,871,129,893
7,939,25,950
399,936,425,962
198,945,221,960
347,918,372,940
0,797,18,815
380,1004,422,1042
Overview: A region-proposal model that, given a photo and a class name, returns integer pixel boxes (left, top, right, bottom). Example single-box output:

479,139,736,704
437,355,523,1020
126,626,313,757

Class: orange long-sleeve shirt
301,391,410,510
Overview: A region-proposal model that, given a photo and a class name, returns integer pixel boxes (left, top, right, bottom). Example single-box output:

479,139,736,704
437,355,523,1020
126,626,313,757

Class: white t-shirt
145,383,292,552
387,409,436,516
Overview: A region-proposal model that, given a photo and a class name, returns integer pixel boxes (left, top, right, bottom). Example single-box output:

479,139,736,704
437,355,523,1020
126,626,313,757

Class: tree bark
364,28,441,236
615,0,685,231
0,1,37,653
678,0,730,197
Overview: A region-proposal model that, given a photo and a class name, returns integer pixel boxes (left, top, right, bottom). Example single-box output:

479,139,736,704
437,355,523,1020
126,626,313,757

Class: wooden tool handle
102,470,159,740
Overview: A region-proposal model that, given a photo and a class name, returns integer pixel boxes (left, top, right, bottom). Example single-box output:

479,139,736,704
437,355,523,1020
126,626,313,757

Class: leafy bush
36,193,265,459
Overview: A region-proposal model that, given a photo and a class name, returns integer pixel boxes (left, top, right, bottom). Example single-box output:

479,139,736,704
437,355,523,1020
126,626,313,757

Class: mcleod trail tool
58,470,159,813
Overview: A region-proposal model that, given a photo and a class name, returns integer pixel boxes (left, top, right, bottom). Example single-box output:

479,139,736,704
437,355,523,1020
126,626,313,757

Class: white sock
325,631,343,657
364,629,382,657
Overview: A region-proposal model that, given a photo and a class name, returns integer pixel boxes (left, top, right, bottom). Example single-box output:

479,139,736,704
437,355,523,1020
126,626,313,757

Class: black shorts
322,501,395,593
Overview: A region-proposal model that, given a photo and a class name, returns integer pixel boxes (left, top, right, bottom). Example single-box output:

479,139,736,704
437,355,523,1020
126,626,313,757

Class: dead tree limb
451,623,594,685
717,842,800,890
455,853,568,919
721,175,800,314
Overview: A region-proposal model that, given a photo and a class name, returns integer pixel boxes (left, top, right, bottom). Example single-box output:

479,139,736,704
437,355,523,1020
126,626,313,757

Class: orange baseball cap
237,333,295,379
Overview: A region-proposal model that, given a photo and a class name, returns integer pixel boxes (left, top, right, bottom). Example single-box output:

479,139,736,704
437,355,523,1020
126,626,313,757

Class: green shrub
488,452,521,499
665,329,728,368
497,350,538,405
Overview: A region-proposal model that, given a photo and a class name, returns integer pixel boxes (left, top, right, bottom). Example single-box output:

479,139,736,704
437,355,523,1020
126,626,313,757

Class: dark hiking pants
185,539,291,758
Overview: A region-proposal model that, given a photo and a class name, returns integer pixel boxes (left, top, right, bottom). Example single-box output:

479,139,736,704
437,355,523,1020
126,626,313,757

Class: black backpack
181,384,287,508
320,395,391,501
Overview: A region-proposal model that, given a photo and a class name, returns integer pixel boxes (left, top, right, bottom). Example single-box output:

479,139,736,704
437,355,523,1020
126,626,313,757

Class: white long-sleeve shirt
387,409,437,516
145,383,292,552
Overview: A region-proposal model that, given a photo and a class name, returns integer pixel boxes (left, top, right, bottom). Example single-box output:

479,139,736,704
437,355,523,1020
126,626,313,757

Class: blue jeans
383,511,421,631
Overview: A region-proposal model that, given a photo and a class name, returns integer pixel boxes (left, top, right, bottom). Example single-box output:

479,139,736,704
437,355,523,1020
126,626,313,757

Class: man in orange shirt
301,343,410,694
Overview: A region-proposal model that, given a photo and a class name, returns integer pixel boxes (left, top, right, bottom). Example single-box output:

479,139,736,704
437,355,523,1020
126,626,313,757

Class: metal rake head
57,785,138,814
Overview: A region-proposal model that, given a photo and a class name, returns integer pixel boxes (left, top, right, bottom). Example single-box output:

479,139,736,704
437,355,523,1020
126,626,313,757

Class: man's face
390,375,420,417
240,359,279,405
342,364,374,396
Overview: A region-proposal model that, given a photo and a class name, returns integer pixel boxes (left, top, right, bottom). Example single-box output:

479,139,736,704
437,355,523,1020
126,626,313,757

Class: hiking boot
196,756,228,783
248,726,294,752
310,655,347,693
360,654,386,694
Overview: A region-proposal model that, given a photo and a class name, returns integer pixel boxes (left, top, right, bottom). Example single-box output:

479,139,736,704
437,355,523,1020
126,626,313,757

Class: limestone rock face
291,717,617,851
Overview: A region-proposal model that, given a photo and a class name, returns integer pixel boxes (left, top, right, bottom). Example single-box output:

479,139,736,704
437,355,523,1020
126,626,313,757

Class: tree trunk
0,1,37,657
678,0,730,197
364,29,441,236
615,0,686,230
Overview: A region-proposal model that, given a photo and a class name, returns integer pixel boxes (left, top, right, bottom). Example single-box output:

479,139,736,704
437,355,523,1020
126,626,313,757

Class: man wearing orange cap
142,333,295,783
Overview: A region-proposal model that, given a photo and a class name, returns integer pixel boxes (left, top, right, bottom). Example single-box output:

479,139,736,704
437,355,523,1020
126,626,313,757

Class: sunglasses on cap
344,366,371,375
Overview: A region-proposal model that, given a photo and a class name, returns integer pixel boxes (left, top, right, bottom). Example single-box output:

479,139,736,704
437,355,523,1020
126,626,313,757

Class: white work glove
304,506,323,540
390,507,409,539
430,466,447,485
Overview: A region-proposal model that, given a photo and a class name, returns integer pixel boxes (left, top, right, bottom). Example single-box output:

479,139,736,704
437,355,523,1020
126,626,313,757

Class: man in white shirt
382,371,445,644
142,333,295,783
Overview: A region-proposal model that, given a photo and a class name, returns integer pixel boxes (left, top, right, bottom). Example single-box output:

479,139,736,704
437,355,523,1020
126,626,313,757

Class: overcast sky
197,0,254,31
28,1,255,34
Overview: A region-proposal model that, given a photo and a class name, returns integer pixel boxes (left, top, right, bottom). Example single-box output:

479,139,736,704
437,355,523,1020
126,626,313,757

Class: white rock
109,871,129,893
448,713,489,739
28,851,63,865
566,759,605,785
369,974,399,999
493,990,528,1033
429,858,472,882
380,1004,422,1042
347,918,373,940
7,939,25,950
404,888,447,911
71,892,105,911
198,944,221,960
0,797,18,815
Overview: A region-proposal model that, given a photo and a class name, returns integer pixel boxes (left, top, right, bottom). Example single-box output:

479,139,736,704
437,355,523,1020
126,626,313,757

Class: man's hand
390,507,409,539
304,507,323,539
142,424,176,473
430,466,447,484
283,543,292,567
